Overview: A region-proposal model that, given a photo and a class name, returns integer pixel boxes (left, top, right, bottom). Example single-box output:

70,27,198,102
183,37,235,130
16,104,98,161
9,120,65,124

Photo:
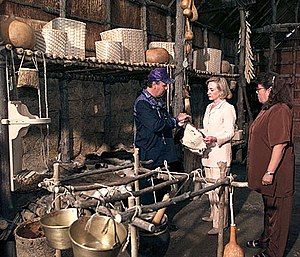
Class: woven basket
149,41,175,59
17,68,39,89
44,18,86,58
95,41,123,62
192,48,222,73
35,28,67,56
100,28,145,63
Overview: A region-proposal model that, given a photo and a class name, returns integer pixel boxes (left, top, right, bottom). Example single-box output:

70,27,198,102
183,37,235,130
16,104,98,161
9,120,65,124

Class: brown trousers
260,194,293,257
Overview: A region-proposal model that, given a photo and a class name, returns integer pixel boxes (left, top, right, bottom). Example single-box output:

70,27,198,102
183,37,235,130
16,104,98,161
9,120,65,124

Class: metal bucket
69,215,127,257
40,208,79,250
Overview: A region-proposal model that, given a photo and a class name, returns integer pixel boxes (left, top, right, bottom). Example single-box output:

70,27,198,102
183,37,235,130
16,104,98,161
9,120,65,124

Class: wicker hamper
35,28,67,56
149,41,175,59
95,41,123,62
44,18,86,58
192,48,222,73
100,28,145,63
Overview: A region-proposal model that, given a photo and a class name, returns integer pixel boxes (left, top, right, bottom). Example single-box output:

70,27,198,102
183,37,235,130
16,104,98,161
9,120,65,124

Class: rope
5,53,10,101
10,49,17,91
150,176,157,203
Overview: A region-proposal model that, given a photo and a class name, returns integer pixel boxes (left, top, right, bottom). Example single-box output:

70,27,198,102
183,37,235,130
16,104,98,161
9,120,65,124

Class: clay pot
146,48,170,64
221,60,232,74
0,15,36,49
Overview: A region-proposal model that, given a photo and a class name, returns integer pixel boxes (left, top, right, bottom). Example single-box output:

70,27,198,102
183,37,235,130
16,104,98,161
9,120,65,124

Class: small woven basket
17,68,39,89
44,18,86,58
149,41,175,59
95,41,123,62
193,48,222,73
100,28,145,63
35,28,67,56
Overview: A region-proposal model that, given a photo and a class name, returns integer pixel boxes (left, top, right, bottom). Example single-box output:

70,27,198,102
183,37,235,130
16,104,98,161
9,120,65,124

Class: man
134,67,190,170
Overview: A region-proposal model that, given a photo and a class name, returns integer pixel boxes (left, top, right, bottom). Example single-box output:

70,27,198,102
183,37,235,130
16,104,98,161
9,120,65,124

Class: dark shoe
253,251,270,257
207,227,219,235
247,239,268,249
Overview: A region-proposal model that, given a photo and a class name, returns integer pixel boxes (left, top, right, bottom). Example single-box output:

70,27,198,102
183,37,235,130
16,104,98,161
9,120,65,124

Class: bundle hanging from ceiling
238,14,255,83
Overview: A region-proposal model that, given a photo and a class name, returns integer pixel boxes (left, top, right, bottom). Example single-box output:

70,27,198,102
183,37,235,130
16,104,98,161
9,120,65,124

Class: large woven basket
192,48,222,73
35,28,67,56
149,41,175,59
44,18,86,58
100,28,145,63
95,41,123,62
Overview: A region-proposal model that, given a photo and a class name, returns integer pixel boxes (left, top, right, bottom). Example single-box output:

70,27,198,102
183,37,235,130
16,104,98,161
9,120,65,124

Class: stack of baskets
149,41,175,60
192,48,222,73
99,28,145,63
39,18,86,58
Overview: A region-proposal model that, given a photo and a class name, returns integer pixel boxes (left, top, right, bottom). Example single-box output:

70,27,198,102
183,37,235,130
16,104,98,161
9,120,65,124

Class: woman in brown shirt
247,75,294,257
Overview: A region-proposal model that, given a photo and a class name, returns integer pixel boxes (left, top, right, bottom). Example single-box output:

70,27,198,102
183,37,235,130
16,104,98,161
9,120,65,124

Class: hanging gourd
190,0,199,22
184,18,194,41
180,0,191,10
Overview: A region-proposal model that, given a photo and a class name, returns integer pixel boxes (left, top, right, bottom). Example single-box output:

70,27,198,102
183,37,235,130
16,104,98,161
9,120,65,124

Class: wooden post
203,28,208,48
128,196,138,257
217,162,227,257
53,162,61,257
268,0,276,73
103,82,111,146
141,1,148,50
0,48,13,217
59,0,66,18
166,14,172,42
173,0,185,115
237,8,246,129
133,147,140,205
105,0,111,30
58,77,70,162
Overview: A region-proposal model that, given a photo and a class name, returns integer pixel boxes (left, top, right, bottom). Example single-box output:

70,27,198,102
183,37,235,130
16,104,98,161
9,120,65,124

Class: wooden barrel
146,48,170,64
14,220,55,257
0,15,36,49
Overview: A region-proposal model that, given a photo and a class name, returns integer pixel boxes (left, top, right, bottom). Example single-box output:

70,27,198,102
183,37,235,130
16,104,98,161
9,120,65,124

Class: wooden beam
0,48,13,217
173,0,184,115
58,77,71,162
140,1,148,50
254,23,300,33
59,0,66,18
105,0,111,30
166,15,172,42
268,0,277,73
237,8,246,128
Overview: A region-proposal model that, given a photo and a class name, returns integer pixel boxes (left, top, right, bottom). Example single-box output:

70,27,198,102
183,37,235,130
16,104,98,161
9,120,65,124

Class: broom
223,186,245,257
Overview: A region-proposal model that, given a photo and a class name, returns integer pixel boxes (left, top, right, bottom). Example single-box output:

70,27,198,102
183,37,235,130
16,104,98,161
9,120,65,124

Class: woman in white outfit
201,77,236,235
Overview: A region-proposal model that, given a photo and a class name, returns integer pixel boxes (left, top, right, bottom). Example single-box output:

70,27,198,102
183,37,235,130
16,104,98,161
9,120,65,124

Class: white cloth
181,123,206,152
201,100,236,168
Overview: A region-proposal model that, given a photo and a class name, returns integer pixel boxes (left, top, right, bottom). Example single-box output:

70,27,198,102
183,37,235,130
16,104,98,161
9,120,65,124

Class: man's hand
176,113,191,126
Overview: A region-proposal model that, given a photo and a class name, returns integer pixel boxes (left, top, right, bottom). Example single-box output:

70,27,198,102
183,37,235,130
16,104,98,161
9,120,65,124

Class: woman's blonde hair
206,77,232,99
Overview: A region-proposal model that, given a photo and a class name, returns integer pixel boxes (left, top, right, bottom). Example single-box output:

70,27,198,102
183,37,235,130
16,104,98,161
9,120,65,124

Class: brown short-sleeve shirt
247,103,294,197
